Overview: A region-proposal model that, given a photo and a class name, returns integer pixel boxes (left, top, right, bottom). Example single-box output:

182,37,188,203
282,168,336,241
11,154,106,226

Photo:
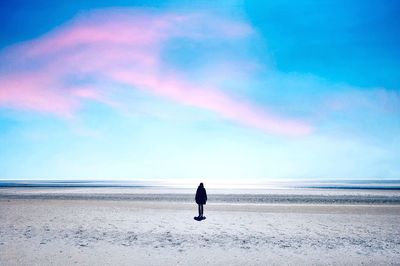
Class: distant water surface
1,179,400,189
1,180,400,205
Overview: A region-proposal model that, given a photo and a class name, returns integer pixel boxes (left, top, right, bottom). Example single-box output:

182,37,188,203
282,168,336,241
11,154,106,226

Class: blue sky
0,0,399,180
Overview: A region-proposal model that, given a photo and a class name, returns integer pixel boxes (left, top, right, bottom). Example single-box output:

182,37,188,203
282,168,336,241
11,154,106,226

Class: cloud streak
0,9,312,136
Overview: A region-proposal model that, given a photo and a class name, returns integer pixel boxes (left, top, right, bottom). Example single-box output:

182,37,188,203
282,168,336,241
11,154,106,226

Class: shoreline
2,192,400,205
2,198,400,215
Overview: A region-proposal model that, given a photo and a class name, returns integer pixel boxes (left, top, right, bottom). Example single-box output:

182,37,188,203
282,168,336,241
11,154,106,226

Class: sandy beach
1,0,399,264
1,188,400,266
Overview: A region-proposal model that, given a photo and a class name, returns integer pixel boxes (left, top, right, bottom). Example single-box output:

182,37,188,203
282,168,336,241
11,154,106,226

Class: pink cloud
0,9,312,136
0,72,78,117
112,70,312,135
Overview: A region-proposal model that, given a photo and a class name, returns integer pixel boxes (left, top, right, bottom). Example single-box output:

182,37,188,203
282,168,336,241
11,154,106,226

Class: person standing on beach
195,182,207,219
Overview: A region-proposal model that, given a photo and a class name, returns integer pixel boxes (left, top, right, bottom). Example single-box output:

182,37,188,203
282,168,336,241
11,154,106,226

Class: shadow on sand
194,216,206,221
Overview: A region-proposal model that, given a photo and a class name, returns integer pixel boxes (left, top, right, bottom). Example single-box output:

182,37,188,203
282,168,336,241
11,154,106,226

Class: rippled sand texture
1,199,399,265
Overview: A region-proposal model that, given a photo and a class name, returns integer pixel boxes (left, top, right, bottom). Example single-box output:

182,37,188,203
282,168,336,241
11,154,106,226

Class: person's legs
198,204,201,218
200,204,203,217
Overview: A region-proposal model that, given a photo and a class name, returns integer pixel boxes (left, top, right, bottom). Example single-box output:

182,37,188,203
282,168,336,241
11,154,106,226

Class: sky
0,0,399,181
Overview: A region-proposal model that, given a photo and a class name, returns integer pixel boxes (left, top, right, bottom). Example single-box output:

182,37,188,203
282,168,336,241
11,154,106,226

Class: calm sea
1,179,400,204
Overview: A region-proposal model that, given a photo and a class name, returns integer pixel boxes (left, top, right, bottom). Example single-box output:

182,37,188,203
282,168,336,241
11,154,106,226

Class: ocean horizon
1,179,400,190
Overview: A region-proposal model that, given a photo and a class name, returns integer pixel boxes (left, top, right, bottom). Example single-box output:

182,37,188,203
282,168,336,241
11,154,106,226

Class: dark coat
195,185,207,205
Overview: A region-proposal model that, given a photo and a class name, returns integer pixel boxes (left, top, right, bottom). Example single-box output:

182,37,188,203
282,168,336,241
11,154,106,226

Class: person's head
199,182,204,187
